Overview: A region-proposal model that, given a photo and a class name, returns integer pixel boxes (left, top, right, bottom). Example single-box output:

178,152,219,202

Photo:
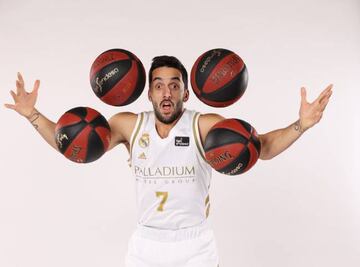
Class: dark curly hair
149,56,188,89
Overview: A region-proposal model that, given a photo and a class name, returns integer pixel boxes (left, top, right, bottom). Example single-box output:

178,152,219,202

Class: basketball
55,107,111,163
191,48,248,107
204,119,261,175
90,49,146,106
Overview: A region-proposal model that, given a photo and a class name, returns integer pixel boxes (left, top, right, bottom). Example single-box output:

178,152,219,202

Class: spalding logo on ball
55,107,111,163
191,48,248,107
204,119,261,175
90,49,146,106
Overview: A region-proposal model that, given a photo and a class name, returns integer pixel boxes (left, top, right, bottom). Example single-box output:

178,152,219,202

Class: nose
163,85,171,99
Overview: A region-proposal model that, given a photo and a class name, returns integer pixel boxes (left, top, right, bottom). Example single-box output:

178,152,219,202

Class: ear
183,89,189,102
148,88,152,101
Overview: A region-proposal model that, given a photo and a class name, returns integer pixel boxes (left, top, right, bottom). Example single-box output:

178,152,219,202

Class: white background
1,0,359,266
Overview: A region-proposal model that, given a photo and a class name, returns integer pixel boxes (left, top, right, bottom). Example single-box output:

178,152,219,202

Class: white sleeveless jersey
129,109,212,230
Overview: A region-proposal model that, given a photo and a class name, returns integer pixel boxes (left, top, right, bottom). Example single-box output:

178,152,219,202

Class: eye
155,83,163,90
169,83,180,90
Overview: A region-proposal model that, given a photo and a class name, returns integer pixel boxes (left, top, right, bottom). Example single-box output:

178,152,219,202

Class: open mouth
160,101,173,113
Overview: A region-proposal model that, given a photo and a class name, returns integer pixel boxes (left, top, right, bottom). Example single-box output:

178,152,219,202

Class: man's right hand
4,73,59,150
4,72,40,118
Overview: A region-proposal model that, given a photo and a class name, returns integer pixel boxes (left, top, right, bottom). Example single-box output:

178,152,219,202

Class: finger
301,87,307,104
318,94,329,105
16,80,26,95
314,90,332,107
4,103,16,110
322,84,333,93
17,72,25,87
326,83,333,90
319,90,332,105
16,73,27,95
10,90,17,102
318,85,332,101
316,84,333,103
32,80,40,93
320,98,330,111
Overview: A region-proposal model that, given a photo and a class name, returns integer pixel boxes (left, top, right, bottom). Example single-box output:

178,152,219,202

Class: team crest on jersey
175,136,190,146
139,133,150,148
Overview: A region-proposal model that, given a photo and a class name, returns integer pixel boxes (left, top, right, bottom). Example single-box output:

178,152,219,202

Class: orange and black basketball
191,48,248,107
90,49,146,106
204,119,261,175
55,107,111,163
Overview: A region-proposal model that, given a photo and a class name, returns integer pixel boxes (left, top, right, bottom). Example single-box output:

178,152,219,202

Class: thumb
4,103,16,110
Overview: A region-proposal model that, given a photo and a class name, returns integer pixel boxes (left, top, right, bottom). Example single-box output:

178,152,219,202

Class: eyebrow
152,77,181,82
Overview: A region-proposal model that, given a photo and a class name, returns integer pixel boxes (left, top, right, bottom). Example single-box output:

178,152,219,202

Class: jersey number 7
156,191,168,211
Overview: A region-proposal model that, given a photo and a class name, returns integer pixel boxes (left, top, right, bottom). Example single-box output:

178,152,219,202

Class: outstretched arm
4,73,58,150
259,84,333,160
5,73,138,155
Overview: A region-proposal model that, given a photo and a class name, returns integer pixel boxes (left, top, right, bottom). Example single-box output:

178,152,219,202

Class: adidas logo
138,152,146,160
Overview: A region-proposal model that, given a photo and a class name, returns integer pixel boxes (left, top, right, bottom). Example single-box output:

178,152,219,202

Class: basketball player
5,56,332,267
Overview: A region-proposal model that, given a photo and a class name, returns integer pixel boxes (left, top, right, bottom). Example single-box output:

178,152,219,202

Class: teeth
161,102,172,108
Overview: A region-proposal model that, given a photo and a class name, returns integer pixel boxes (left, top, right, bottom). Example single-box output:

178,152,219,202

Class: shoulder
198,113,225,125
108,112,139,145
109,111,138,121
109,111,138,128
198,113,225,144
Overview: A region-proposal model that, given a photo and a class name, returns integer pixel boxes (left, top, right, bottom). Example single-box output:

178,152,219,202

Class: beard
153,100,184,124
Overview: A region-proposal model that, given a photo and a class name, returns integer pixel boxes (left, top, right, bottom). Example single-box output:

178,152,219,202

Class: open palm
4,73,40,117
299,84,333,131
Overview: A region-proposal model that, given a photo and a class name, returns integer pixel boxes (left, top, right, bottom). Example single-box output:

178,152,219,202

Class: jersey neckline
153,108,187,141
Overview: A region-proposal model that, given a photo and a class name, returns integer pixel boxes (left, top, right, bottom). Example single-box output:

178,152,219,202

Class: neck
155,109,185,139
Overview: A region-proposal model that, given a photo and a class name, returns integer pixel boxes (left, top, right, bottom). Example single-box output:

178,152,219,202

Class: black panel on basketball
57,121,86,154
251,135,262,153
91,114,111,129
238,119,252,134
204,128,249,151
86,130,105,163
201,67,248,102
195,49,233,90
68,106,87,119
90,60,132,98
218,147,250,175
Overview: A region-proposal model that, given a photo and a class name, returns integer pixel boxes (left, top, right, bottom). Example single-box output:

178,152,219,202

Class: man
5,56,332,267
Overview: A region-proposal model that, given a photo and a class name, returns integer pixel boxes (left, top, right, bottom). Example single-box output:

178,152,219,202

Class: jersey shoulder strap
129,112,146,164
192,112,206,161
